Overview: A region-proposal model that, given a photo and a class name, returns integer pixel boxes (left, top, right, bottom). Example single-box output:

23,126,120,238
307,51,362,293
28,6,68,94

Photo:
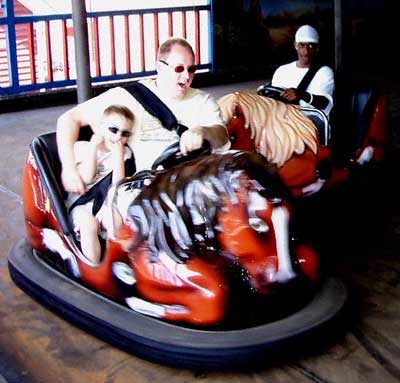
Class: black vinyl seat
350,87,379,152
30,126,93,235
330,78,379,166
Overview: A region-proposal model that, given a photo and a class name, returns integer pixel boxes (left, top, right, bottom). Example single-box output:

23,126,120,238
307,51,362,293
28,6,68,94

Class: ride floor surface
1,75,400,383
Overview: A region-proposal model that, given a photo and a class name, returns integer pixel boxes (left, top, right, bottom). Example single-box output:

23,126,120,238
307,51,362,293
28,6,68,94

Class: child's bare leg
112,209,124,236
77,212,101,264
100,205,123,240
102,184,131,239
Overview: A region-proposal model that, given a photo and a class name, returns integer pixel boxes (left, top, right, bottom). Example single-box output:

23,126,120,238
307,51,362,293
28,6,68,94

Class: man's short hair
157,37,195,61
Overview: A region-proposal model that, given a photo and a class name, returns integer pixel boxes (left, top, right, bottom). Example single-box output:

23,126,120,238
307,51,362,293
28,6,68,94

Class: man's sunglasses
108,126,132,138
297,42,318,50
159,59,196,74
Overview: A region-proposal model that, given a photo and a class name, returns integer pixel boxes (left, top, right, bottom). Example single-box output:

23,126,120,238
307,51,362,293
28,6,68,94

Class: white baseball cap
295,25,319,44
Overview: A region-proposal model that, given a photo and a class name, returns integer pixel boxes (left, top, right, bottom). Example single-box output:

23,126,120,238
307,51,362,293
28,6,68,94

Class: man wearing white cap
271,25,334,117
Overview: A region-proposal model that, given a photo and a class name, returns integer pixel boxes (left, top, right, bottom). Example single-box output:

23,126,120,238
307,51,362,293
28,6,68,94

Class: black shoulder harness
69,146,135,216
126,81,187,136
297,64,322,92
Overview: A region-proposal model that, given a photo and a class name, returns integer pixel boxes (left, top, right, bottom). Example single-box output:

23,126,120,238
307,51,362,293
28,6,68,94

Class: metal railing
0,1,213,96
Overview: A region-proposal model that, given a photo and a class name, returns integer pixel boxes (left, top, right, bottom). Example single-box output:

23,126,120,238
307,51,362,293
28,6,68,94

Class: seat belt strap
297,65,322,92
126,82,187,136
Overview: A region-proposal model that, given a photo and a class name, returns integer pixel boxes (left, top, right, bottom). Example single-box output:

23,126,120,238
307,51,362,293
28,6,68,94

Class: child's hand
109,140,124,158
90,133,104,147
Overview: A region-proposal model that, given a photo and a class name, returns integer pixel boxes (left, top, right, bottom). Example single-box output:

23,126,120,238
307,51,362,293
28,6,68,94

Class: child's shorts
70,200,111,240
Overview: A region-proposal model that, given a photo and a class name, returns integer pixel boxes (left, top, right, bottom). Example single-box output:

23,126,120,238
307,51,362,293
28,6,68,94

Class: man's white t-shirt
271,61,335,117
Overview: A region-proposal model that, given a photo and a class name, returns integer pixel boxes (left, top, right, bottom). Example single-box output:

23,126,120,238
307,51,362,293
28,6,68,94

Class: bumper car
219,84,388,197
9,120,348,370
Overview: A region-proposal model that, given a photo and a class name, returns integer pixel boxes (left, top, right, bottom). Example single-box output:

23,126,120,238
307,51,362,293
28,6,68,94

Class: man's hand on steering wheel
151,127,211,171
258,84,311,105
179,127,205,155
280,88,301,103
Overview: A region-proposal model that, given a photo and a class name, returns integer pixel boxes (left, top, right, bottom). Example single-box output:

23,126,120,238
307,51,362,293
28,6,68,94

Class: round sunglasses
159,59,196,74
108,126,132,138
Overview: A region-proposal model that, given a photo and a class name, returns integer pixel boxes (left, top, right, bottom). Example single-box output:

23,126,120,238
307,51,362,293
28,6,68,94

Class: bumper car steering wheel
257,84,295,104
151,124,212,171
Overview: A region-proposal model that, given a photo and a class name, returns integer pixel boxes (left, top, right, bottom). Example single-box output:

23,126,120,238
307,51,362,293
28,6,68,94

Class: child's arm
77,135,103,184
110,141,126,184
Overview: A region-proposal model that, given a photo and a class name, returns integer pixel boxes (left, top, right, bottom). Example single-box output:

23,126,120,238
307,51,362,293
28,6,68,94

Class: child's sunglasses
108,126,132,138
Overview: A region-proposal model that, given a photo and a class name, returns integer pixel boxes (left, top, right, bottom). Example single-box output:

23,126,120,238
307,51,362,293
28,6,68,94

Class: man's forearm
300,91,329,110
201,124,229,149
56,113,82,169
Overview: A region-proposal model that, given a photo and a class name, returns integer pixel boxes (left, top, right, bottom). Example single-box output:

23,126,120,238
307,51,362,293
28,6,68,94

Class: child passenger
65,105,135,264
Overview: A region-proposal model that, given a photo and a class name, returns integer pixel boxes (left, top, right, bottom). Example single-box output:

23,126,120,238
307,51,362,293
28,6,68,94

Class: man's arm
179,124,229,155
178,91,229,155
201,124,229,149
279,88,330,110
57,106,91,194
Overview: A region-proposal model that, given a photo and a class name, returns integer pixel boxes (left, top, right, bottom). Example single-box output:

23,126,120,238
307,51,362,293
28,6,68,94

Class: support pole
71,0,92,102
334,0,343,73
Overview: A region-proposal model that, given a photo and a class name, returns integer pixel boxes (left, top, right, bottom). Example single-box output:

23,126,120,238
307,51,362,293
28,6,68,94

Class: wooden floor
1,77,400,383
